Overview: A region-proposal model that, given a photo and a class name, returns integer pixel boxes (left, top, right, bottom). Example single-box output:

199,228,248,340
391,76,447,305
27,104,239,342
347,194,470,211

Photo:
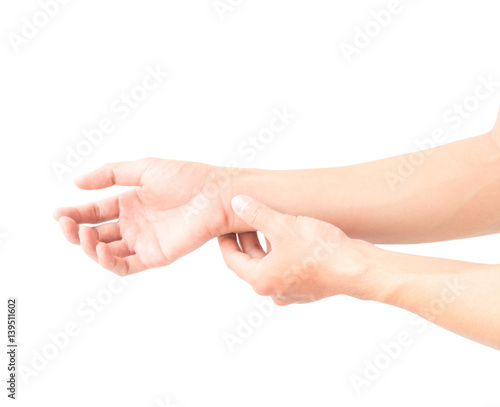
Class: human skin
53,111,500,348
54,109,500,274
220,195,500,350
231,112,500,244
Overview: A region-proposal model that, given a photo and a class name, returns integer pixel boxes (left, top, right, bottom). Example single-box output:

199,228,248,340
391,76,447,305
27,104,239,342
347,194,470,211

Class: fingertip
59,215,73,227
55,208,77,223
53,208,61,221
231,195,253,215
82,225,101,247
59,216,80,245
79,225,101,261
58,217,65,231
78,225,89,243
74,168,113,190
96,242,113,268
74,174,90,189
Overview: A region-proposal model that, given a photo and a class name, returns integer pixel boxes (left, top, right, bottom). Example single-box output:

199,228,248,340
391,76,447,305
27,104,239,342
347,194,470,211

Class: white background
1,0,500,406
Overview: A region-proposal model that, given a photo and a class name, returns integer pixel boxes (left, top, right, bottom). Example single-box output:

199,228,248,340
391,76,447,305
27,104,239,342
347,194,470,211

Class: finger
79,226,99,262
272,297,294,306
74,158,154,190
106,240,134,257
231,195,288,238
53,196,119,224
218,234,259,283
96,242,146,276
80,226,131,261
58,216,80,244
238,232,266,259
91,222,121,243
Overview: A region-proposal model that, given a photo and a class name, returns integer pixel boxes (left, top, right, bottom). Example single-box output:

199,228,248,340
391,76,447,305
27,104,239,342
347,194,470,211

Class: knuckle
102,162,116,174
248,205,263,227
92,203,101,222
290,215,308,235
101,166,116,184
272,215,299,241
273,218,288,234
286,214,299,229
272,214,294,236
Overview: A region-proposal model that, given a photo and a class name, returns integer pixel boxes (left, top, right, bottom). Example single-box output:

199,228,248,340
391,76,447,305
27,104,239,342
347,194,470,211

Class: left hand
218,195,376,305
53,158,237,276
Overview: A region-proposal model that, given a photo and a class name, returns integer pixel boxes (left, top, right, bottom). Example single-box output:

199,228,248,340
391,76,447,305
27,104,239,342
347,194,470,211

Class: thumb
231,195,286,237
74,158,154,190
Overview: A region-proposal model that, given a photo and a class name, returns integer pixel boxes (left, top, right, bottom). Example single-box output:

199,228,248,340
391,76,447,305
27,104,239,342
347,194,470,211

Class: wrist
219,167,271,234
348,246,444,308
338,242,400,302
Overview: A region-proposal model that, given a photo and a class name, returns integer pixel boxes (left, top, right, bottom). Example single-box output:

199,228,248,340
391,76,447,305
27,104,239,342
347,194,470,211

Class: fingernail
231,195,252,214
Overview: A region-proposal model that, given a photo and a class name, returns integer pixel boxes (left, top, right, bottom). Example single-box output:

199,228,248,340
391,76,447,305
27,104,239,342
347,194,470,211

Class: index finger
218,233,259,283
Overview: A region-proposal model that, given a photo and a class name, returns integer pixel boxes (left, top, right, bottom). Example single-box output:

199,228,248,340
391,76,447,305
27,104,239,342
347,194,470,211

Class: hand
54,158,236,275
218,195,376,305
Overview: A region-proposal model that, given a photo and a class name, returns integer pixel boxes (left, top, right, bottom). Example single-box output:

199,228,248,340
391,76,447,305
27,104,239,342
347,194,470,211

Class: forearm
356,247,500,350
231,131,500,243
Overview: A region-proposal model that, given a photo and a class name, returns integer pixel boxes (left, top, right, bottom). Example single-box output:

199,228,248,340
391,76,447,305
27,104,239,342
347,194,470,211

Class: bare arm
220,196,500,350
230,111,500,243
367,248,500,349
55,111,500,275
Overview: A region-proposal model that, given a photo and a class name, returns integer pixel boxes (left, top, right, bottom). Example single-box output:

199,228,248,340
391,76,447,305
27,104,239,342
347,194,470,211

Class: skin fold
54,109,500,349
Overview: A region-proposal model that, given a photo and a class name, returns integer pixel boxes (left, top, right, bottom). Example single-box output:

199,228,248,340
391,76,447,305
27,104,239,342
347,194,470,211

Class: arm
368,249,500,349
229,112,500,243
54,111,500,274
219,196,500,350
